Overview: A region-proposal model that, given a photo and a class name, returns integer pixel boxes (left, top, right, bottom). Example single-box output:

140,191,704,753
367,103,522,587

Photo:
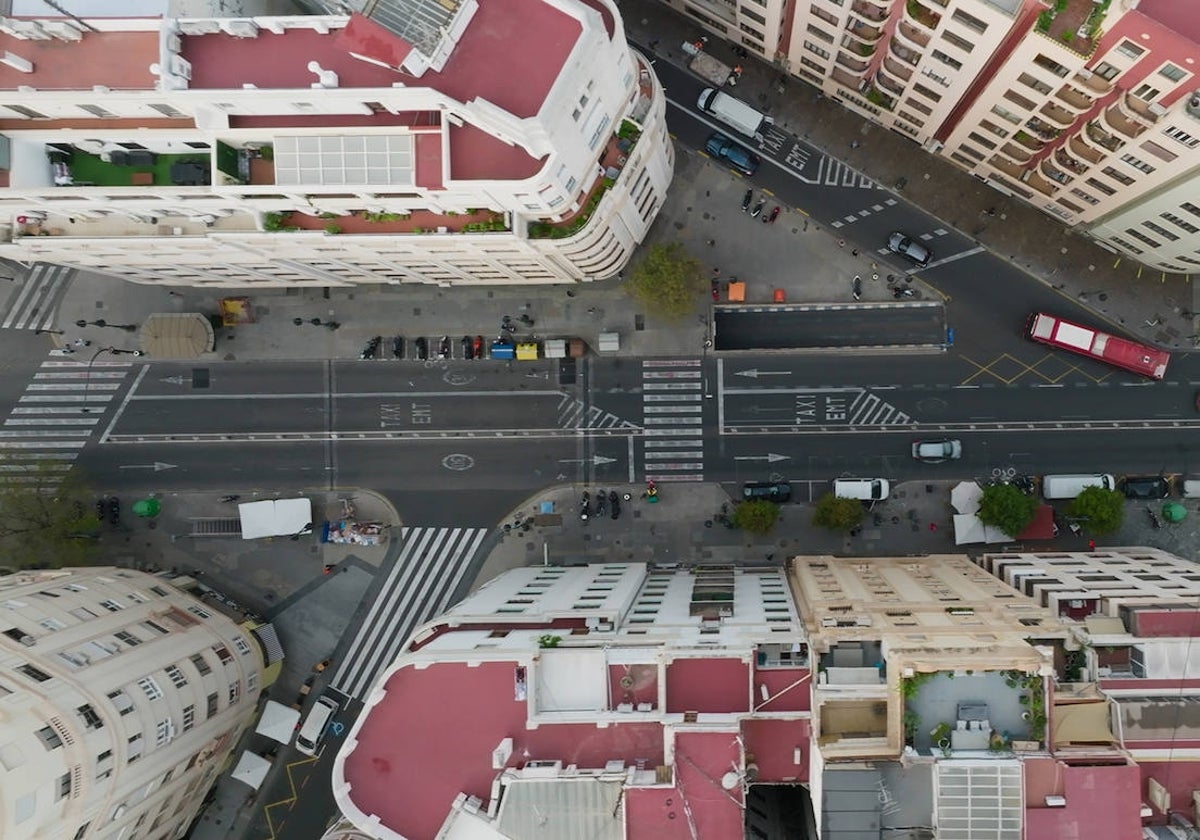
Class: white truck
682,40,735,87
696,87,773,142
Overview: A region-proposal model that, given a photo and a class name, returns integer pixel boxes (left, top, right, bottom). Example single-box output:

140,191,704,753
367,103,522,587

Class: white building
0,0,673,287
0,567,268,840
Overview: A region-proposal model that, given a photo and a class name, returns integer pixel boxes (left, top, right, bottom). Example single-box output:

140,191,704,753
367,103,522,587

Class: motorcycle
359,336,382,360
461,335,474,361
852,275,862,301
711,279,720,302
764,206,780,224
750,199,765,218
438,336,451,359
645,480,659,503
595,490,607,517
391,336,405,359
741,189,753,212
580,490,591,521
1147,505,1162,529
415,336,429,360
219,494,240,503
518,314,534,327
500,320,518,334
609,490,620,520
107,496,121,526
892,286,916,299
474,335,485,359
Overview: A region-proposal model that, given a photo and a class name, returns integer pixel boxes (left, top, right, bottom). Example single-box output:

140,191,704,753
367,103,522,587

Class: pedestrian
705,238,716,246
1088,539,1096,551
929,522,938,532
712,267,721,276
850,140,861,149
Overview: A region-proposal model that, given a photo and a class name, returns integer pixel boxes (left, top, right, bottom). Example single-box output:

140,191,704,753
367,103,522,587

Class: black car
743,482,792,503
1119,475,1170,499
107,496,121,526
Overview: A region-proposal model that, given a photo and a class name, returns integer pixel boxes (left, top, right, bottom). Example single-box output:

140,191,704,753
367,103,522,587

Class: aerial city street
0,0,1199,839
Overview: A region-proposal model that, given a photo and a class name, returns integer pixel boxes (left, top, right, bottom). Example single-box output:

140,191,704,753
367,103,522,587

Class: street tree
812,493,864,531
1066,485,1125,535
622,241,706,322
732,500,780,535
977,483,1037,538
0,460,101,571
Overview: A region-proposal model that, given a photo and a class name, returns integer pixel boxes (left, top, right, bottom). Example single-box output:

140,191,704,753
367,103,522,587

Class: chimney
307,61,339,89
2,51,34,73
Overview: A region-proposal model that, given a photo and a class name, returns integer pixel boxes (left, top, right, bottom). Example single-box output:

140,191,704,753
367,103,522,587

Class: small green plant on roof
900,670,936,699
262,211,288,231
323,223,341,235
318,212,338,220
537,634,561,649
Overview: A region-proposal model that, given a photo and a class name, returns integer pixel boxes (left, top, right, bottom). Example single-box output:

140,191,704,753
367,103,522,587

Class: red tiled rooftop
754,667,812,713
340,660,665,840
1024,759,1141,840
1136,0,1200,42
624,732,746,840
1139,760,1200,822
666,658,750,714
741,719,811,783
0,31,159,91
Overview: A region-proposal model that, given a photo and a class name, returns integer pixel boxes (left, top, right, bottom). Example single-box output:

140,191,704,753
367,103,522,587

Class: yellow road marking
260,755,318,839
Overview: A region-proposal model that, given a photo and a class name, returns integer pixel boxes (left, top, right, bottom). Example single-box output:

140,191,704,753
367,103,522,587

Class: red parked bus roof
1027,312,1169,379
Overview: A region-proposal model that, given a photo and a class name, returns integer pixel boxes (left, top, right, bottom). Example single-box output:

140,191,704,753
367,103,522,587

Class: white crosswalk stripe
640,359,706,482
0,263,75,330
0,359,135,485
329,527,489,702
556,394,638,430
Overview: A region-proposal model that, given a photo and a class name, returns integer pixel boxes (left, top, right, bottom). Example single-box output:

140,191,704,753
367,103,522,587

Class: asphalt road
714,302,945,349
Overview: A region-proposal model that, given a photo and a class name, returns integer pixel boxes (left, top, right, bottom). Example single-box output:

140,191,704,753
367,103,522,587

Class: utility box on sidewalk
597,332,620,353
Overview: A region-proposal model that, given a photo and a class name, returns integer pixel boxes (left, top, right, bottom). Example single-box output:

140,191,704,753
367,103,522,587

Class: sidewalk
623,2,1198,350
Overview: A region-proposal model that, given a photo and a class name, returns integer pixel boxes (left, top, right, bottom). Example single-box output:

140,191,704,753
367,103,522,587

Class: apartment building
330,563,814,840
0,0,673,287
0,567,268,840
654,0,791,63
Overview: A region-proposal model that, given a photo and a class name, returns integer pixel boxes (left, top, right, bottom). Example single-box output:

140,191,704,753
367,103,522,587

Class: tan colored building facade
0,568,266,840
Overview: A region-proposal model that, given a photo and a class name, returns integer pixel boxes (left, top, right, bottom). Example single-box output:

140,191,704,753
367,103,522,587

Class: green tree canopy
622,241,706,321
977,483,1038,537
0,460,101,571
731,499,780,535
1066,485,1125,535
812,492,864,531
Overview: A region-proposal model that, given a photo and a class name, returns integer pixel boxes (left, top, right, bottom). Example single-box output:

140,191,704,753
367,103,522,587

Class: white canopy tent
230,751,271,790
254,700,300,744
238,499,312,540
953,514,1012,545
950,481,983,515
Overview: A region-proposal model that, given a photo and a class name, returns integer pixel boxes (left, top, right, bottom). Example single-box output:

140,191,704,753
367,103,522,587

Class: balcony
1086,119,1124,151
1013,130,1046,152
851,1,886,23
1055,84,1093,113
904,0,942,32
894,20,931,50
836,52,870,74
1102,101,1146,139
831,65,865,90
1025,168,1059,197
14,210,258,239
273,207,509,236
1054,147,1089,176
881,56,914,85
865,81,897,111
875,70,905,98
1075,69,1114,95
998,142,1033,164
846,18,883,42
1122,91,1162,125
1026,117,1062,142
1068,133,1104,164
1039,156,1073,185
989,154,1026,181
47,145,212,188
1039,100,1076,128
1035,0,1108,58
889,39,919,68
902,671,1046,756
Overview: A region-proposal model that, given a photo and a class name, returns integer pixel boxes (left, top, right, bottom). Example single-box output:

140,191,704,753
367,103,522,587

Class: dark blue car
705,132,760,176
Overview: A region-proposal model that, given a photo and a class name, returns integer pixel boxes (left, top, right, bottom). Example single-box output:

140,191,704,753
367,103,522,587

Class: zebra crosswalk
1,263,75,331
329,526,489,702
641,359,705,482
0,359,135,484
557,394,638,431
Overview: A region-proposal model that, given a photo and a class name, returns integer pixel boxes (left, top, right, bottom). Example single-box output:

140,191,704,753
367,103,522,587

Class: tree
0,460,101,571
622,241,706,321
731,500,780,535
1066,485,1125,535
812,493,863,531
977,483,1037,537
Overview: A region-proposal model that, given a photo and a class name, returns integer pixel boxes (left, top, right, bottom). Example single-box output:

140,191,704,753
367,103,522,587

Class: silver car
911,439,962,463
887,232,931,267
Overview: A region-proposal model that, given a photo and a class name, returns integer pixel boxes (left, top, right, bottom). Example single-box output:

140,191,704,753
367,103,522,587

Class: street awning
138,313,215,359
231,751,271,789
953,514,1012,545
950,481,982,515
238,498,312,540
255,700,301,744
1052,699,1116,748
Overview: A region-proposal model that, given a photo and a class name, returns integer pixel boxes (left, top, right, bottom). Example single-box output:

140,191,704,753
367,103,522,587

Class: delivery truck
696,87,773,142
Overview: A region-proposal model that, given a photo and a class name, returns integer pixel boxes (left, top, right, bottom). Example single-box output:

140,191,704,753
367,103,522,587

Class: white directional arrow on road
559,455,617,466
119,462,178,472
735,369,791,379
733,453,790,463
160,375,186,386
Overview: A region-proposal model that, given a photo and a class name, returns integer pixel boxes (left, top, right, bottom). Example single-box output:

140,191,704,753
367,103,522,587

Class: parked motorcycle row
740,189,780,224
580,489,624,522
359,333,489,361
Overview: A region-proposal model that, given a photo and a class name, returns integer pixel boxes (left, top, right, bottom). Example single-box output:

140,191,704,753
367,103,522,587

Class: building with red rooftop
0,0,672,286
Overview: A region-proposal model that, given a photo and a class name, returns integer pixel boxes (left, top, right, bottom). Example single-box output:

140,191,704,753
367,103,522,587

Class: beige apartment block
0,568,267,840
656,0,791,61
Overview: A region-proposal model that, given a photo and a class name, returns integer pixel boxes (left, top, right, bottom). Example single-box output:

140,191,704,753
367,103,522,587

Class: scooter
474,335,485,359
595,490,607,517
359,336,382,360
892,286,916,299
580,490,591,521
852,275,862,301
438,336,451,359
219,494,240,503
750,199,765,218
391,336,405,359
609,490,620,520
645,480,659,503
518,314,534,327
711,279,720,302
763,206,780,224
1147,505,1162,529
500,320,518,334
461,335,474,360
415,336,429,360
741,189,753,212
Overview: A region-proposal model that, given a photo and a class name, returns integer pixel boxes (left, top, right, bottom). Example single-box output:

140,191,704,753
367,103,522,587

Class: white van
295,695,339,756
834,478,891,503
1041,474,1115,500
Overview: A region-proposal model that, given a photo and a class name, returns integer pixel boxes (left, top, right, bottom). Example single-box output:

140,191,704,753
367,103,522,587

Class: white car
911,439,962,463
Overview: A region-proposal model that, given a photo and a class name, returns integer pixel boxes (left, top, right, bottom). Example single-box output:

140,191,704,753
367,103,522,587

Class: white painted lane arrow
735,369,791,379
559,455,617,466
733,453,790,463
119,462,178,472
160,376,186,385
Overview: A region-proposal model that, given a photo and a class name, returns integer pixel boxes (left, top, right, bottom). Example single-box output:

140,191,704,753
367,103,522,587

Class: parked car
743,481,792,503
911,439,962,463
705,132,761,176
887,231,931,267
1119,475,1170,499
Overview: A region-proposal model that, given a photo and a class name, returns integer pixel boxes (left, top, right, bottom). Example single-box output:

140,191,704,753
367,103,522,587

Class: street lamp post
82,347,144,414
76,319,138,332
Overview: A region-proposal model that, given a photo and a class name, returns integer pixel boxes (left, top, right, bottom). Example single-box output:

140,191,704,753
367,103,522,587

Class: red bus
1026,312,1169,380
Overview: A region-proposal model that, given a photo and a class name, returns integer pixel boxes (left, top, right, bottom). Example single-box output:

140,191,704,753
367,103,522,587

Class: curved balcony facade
989,155,1025,181
894,19,931,49
998,142,1033,164
1053,147,1089,176
875,70,905,97
1084,120,1124,153
1102,101,1146,139
1055,85,1093,114
851,1,886,23
881,55,914,85
836,51,870,74
903,0,942,32
846,18,883,42
1039,101,1076,129
1075,69,1113,95
1025,169,1058,197
889,38,919,68
1013,130,1046,152
1039,156,1073,186
1068,133,1104,164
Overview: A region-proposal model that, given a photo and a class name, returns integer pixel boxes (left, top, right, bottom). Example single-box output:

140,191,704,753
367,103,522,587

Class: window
228,681,241,705
155,719,175,747
932,50,962,71
1159,63,1187,83
1091,61,1119,80
143,620,169,636
114,630,141,647
1183,201,1200,219
190,653,211,675
127,592,147,604
1119,153,1154,174
1102,165,1136,185
149,586,168,597
1144,221,1179,242
990,104,1021,125
57,772,72,801
951,9,987,34
182,705,195,732
806,23,833,44
98,748,112,762
165,665,187,688
941,29,973,53
206,692,219,718
803,40,830,60
232,636,252,656
1115,40,1145,59
1125,228,1161,248
1086,177,1116,196
77,703,104,730
39,617,65,631
187,605,211,620
147,103,185,118
36,725,63,750
5,104,48,119
1165,126,1200,149
213,644,233,665
1132,83,1160,102
17,664,50,682
137,676,164,701
1070,187,1099,206
128,733,143,762
967,132,997,150
69,607,97,621
100,599,124,612
73,823,90,840
912,83,942,103
107,689,135,716
1161,211,1200,234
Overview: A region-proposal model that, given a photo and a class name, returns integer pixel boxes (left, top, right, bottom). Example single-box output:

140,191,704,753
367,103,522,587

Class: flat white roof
1053,321,1095,351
